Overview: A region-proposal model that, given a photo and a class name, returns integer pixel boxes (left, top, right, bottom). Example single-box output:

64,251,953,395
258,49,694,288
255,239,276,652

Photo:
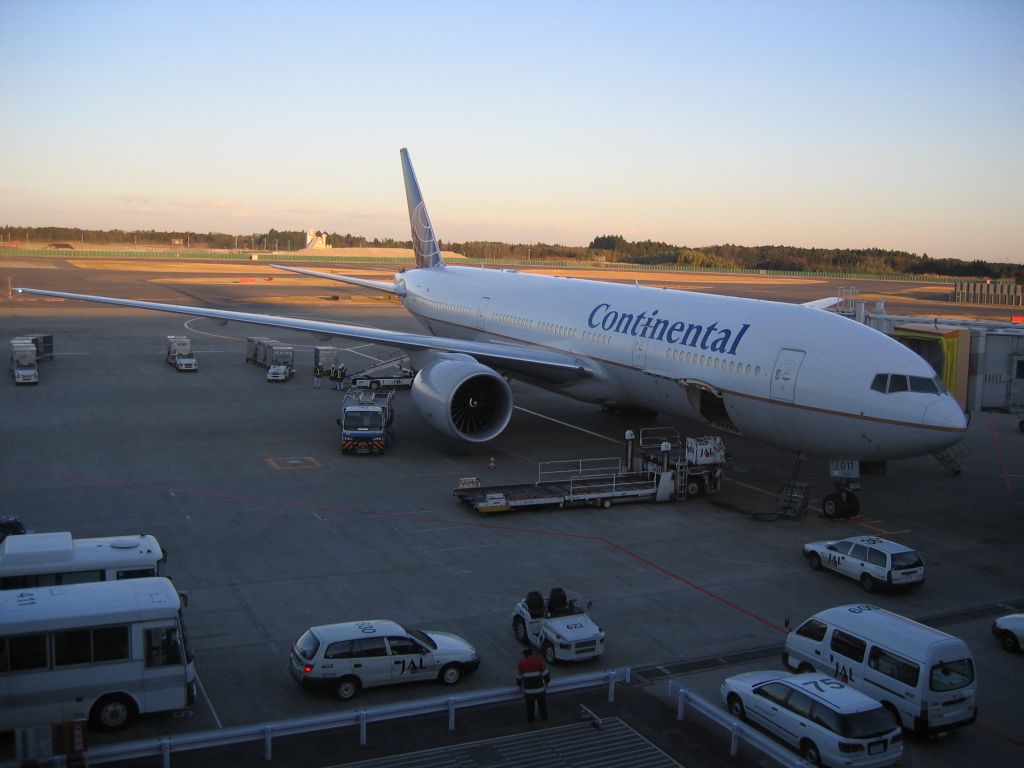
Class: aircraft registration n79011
18,148,967,512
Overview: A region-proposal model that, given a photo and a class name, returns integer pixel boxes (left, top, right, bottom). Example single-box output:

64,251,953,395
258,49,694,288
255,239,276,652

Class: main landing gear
822,479,860,519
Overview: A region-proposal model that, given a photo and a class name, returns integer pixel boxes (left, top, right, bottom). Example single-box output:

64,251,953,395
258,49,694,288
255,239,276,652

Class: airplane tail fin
401,148,445,269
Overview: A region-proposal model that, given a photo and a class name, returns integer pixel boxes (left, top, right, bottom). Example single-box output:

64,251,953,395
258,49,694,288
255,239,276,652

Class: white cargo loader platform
454,429,726,514
453,458,670,514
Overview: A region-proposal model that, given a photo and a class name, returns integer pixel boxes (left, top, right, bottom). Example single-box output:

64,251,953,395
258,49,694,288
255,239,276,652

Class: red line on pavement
976,722,1024,748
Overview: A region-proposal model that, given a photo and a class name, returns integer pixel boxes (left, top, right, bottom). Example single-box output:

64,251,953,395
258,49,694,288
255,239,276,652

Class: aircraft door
632,338,647,369
477,296,491,334
771,348,805,403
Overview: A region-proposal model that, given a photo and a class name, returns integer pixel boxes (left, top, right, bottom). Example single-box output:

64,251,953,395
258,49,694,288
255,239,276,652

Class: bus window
54,629,93,666
9,634,48,671
93,626,130,662
61,570,105,585
117,568,157,579
145,627,183,667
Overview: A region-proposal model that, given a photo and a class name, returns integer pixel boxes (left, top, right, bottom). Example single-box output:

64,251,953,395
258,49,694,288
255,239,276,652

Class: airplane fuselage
397,265,967,460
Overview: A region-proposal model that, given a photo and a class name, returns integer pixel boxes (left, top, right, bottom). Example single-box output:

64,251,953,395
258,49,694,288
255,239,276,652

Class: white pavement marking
194,672,223,729
513,406,623,445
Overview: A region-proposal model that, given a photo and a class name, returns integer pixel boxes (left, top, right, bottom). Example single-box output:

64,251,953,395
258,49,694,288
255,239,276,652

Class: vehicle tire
726,693,746,721
601,499,612,509
797,662,815,674
370,381,380,390
89,694,136,732
439,663,463,686
808,552,822,571
336,676,360,701
513,616,528,644
1000,630,1020,654
846,493,860,518
800,739,822,767
822,494,840,518
861,573,876,593
686,479,702,498
1019,419,1023,433
882,701,902,728
542,642,557,665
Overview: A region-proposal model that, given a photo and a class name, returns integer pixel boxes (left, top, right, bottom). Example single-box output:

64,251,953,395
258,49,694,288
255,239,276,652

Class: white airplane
19,149,967,514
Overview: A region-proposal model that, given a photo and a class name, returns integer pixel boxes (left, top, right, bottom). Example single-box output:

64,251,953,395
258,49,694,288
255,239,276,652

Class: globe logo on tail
412,201,441,269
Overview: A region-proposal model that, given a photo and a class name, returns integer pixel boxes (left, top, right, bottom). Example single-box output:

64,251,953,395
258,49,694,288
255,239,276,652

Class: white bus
0,532,165,590
0,577,195,731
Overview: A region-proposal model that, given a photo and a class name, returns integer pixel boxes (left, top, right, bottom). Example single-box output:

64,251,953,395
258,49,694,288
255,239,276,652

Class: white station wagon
803,536,924,592
721,671,903,767
289,619,480,700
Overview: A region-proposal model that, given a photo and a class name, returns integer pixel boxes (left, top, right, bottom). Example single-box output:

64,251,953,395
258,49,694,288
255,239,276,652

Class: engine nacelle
410,356,513,443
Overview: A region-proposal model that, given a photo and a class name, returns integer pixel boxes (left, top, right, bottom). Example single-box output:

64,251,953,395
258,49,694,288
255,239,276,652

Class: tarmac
1,256,1022,767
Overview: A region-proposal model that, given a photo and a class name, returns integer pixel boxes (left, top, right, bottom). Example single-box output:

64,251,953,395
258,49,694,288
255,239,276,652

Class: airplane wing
802,296,842,310
15,287,593,383
270,264,406,296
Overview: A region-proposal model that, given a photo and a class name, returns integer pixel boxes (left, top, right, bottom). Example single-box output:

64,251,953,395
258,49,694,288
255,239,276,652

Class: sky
1,1,1022,263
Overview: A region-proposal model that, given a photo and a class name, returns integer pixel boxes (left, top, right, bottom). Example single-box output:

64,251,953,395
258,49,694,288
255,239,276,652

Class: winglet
401,148,444,269
802,296,842,310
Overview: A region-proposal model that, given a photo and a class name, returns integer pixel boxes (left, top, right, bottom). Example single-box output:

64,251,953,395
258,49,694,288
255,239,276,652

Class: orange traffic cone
488,456,496,470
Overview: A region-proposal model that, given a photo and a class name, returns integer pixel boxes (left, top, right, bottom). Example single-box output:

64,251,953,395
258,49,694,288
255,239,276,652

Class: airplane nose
923,396,968,431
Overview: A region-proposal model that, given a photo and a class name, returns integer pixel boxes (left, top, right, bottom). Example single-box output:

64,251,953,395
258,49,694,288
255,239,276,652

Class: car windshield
841,706,899,738
930,658,974,691
294,630,320,660
404,627,437,650
344,411,383,430
891,551,923,569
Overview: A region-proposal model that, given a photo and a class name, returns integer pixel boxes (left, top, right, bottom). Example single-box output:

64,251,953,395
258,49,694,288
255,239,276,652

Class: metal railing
5,668,631,768
536,457,622,484
567,472,657,502
668,680,809,767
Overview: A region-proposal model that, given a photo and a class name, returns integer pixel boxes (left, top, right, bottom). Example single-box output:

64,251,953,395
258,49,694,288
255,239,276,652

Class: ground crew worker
328,365,338,390
515,647,549,723
313,362,324,389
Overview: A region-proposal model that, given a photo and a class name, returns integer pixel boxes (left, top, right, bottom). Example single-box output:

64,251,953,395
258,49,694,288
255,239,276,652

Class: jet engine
410,355,513,442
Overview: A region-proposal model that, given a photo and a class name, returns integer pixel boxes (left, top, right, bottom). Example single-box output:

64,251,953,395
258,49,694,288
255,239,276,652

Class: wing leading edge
14,287,592,383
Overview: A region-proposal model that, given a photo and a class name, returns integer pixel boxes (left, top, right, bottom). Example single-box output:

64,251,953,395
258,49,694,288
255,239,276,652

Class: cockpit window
887,375,909,393
909,376,939,394
873,373,943,395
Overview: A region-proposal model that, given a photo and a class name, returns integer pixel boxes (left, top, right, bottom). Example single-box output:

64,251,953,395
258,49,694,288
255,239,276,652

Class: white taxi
289,619,480,700
803,536,924,592
721,671,902,767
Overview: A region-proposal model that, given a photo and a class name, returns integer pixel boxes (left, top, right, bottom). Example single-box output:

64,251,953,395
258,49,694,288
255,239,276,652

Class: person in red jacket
515,647,550,723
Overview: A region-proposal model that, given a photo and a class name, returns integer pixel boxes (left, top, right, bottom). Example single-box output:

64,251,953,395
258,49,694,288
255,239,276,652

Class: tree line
2,226,1020,282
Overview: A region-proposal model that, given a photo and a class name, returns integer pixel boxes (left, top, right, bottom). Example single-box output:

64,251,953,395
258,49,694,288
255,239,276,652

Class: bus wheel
90,694,136,731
